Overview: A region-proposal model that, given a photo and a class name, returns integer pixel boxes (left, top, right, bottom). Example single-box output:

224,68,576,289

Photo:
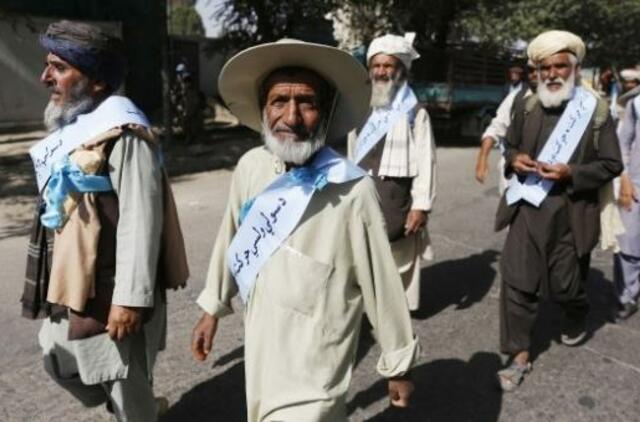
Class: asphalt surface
0,141,639,422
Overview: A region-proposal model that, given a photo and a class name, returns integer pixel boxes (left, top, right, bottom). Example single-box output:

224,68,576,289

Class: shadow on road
412,250,500,320
348,351,503,422
529,267,616,362
160,361,246,422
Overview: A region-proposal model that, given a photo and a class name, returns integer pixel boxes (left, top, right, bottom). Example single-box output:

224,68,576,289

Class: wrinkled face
538,52,578,92
40,53,101,106
369,53,403,82
262,70,324,143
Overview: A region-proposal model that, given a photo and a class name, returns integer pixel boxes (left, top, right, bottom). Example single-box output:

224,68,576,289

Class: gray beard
370,79,398,108
43,80,97,132
537,72,576,109
261,114,325,165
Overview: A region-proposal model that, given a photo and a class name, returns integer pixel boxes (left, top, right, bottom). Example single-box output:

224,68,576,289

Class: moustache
272,124,312,140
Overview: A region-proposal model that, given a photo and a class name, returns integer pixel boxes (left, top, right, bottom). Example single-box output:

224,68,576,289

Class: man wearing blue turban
21,20,189,421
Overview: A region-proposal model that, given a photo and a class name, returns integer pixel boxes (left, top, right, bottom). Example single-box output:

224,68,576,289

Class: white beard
261,115,325,165
43,79,96,132
370,79,398,108
537,71,576,109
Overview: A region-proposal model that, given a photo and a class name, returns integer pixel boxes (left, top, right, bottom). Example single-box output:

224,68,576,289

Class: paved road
0,145,639,421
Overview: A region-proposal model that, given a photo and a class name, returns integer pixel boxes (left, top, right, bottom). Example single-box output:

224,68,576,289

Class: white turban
527,30,586,63
621,68,640,82
367,33,420,70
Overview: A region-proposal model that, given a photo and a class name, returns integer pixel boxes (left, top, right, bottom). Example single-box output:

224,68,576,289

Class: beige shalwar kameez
197,146,419,422
38,132,166,422
348,107,437,310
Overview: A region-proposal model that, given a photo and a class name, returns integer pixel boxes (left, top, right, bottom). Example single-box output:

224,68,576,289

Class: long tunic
39,131,165,385
616,96,640,256
197,146,419,422
498,96,622,292
347,106,436,310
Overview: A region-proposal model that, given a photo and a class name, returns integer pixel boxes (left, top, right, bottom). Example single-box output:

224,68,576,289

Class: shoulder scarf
227,146,366,303
30,95,150,192
30,96,150,229
354,82,417,164
506,86,597,207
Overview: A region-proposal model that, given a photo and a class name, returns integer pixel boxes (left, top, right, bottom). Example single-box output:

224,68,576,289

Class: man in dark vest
494,30,623,391
348,33,437,311
20,20,188,421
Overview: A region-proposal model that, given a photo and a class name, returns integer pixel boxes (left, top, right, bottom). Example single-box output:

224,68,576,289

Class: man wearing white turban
494,30,623,391
612,67,640,321
348,33,437,312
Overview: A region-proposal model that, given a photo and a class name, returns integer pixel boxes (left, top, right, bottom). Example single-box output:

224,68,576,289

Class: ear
90,80,108,96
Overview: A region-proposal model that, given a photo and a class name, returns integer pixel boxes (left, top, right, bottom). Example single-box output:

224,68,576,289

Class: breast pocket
259,244,333,317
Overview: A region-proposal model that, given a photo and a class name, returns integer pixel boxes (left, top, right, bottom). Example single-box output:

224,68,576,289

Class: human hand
475,156,489,183
106,305,142,341
619,175,637,211
512,153,537,175
404,210,427,236
388,377,414,408
537,162,572,181
191,312,219,362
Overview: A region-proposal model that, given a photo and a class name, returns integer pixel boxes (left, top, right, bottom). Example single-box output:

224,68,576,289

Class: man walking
191,39,418,421
476,61,539,192
348,33,437,311
613,69,640,320
21,21,188,421
495,30,623,391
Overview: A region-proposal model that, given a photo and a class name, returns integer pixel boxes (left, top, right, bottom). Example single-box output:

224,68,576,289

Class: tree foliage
215,0,335,46
458,0,640,66
215,0,640,65
168,3,205,37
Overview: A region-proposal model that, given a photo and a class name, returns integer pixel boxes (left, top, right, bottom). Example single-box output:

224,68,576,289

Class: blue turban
40,20,126,91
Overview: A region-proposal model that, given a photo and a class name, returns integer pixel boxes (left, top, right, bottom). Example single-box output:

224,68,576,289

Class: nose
40,65,53,85
281,99,301,128
373,67,386,79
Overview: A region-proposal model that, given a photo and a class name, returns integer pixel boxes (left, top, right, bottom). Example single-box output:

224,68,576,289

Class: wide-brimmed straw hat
218,39,370,141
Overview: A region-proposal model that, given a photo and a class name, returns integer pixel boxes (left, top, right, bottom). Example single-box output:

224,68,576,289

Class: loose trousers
40,317,157,422
499,200,590,355
613,252,640,305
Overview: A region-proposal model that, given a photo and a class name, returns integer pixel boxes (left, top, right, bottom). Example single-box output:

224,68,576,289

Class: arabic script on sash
30,95,150,192
354,82,418,163
227,147,366,303
506,87,597,207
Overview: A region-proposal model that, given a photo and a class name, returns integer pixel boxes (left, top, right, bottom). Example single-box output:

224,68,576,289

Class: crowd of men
15,18,638,421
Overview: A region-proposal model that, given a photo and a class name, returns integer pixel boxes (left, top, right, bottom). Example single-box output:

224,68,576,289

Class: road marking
582,345,640,375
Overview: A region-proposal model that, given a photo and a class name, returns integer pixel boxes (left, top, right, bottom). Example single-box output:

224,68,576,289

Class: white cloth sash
30,95,150,192
227,147,366,303
354,82,417,163
505,87,597,207
633,94,640,120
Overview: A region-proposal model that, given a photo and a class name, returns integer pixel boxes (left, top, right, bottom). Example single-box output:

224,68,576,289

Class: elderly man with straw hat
494,30,623,391
347,33,437,312
191,39,419,421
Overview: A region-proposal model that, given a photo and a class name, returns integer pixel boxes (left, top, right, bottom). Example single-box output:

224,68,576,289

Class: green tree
169,3,205,36
457,0,640,66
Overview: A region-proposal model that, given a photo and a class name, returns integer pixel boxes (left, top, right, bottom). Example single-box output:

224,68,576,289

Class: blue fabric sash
354,83,418,163
30,95,150,192
506,87,597,207
227,147,366,303
41,156,113,229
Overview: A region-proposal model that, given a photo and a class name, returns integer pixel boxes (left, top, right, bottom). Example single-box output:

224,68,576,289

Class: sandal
497,361,532,392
